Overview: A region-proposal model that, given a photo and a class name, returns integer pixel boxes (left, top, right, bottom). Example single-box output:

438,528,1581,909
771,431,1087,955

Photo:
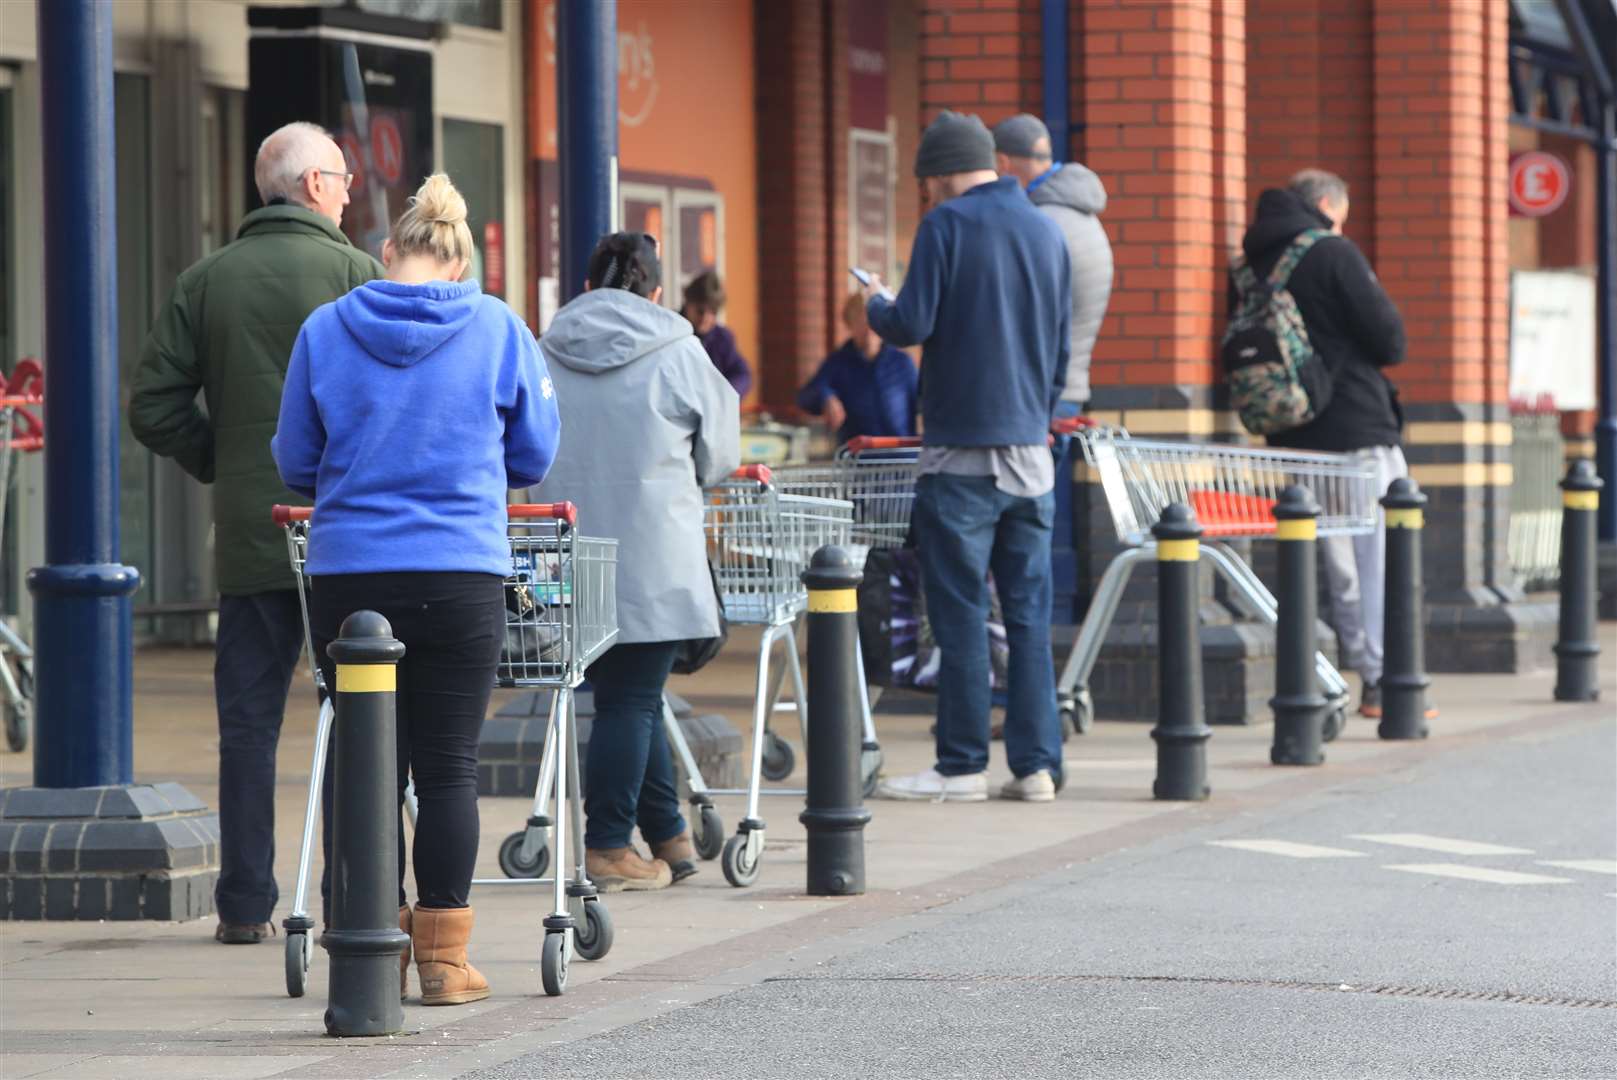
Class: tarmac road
471,713,1617,1079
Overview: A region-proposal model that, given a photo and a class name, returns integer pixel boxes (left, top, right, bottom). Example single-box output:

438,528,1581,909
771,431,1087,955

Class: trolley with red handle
273,501,618,999
1,358,44,753
1051,417,1376,737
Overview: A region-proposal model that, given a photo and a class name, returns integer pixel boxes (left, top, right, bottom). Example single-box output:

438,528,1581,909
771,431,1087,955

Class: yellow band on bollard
1275,518,1317,542
807,588,857,613
1385,508,1424,529
336,664,396,694
1563,490,1599,511
1156,539,1199,562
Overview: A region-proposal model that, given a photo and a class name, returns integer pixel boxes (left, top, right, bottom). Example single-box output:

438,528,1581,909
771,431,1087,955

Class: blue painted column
27,0,141,788
1040,0,1070,160
556,0,618,303
1594,102,1616,543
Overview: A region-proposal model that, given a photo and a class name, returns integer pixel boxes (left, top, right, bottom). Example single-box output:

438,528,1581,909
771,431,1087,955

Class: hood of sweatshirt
540,287,695,374
1029,162,1107,215
335,279,484,368
1242,188,1334,261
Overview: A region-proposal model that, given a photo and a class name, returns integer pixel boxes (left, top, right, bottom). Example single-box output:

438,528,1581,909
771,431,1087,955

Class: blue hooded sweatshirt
272,279,560,578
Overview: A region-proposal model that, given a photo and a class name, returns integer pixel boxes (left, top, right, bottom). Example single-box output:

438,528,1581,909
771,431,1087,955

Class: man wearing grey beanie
861,109,1070,805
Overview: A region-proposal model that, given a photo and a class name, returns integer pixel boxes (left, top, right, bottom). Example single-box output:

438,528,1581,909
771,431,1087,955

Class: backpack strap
1267,228,1331,290
1229,255,1261,302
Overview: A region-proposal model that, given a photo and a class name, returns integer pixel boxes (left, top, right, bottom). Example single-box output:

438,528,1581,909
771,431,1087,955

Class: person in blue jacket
272,174,559,1008
796,292,919,443
862,110,1070,807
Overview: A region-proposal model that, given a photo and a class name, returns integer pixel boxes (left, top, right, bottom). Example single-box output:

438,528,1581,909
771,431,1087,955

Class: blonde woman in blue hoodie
272,174,559,1006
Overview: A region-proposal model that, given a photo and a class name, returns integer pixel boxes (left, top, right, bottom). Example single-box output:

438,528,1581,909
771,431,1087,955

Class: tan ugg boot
411,905,491,1006
586,847,673,892
398,905,411,1001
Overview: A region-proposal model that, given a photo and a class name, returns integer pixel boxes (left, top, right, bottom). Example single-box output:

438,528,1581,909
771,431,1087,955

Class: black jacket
1233,189,1406,452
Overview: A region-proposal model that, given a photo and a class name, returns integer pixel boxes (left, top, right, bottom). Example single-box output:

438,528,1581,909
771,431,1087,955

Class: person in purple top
796,292,919,443
680,270,753,396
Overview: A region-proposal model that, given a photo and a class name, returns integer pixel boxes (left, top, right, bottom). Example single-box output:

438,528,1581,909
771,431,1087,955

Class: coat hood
540,287,694,373
335,279,484,367
1242,188,1333,261
1029,162,1107,214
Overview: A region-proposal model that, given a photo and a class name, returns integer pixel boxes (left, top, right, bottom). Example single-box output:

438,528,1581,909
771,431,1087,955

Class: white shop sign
1508,270,1596,412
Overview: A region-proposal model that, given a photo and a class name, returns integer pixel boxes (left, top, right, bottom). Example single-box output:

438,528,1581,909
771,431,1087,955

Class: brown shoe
648,831,699,884
586,847,673,892
411,905,491,1006
398,905,411,1001
214,921,274,944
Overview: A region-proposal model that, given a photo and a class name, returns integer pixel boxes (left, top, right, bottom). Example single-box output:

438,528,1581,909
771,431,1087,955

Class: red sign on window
1509,151,1571,217
371,116,405,186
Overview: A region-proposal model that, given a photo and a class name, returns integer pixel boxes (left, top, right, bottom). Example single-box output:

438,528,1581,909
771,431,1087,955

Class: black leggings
311,571,504,910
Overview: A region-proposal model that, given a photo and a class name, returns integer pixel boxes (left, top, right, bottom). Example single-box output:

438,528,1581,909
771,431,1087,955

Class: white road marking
1208,840,1368,859
1384,863,1573,885
1537,859,1617,876
1349,833,1532,856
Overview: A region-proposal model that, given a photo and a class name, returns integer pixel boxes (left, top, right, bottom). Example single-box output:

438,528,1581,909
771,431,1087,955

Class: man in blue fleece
864,110,1070,804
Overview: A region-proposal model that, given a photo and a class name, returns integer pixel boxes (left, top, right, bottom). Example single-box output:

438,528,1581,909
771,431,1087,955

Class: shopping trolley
273,501,619,999
1053,419,1377,739
1,359,43,753
681,466,855,886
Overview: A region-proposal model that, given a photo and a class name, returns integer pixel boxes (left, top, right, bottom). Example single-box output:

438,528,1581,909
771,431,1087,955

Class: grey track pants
1319,443,1408,687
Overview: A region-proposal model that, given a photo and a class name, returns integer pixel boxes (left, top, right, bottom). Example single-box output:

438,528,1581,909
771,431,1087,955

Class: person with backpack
1225,169,1414,720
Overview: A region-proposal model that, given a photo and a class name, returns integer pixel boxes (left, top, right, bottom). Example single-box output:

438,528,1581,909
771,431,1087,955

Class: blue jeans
913,472,1063,780
583,642,687,850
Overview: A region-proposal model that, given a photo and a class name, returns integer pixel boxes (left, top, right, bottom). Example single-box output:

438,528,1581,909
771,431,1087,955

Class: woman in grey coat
537,233,741,891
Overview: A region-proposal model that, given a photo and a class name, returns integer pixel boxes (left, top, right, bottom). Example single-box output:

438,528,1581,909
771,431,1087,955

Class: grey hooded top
1029,163,1113,405
535,288,742,644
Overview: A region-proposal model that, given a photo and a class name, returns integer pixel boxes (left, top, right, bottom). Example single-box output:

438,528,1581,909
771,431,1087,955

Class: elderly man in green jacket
130,121,382,944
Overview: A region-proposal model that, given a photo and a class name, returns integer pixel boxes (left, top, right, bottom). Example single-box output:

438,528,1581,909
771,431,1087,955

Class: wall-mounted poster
849,129,895,283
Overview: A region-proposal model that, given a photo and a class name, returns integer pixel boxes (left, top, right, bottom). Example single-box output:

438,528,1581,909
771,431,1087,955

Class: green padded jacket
129,205,383,595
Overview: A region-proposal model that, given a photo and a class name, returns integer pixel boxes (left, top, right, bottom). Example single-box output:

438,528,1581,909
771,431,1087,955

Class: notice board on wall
1509,270,1596,412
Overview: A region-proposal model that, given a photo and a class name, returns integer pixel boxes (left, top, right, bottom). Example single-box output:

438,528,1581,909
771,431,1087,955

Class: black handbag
670,560,728,675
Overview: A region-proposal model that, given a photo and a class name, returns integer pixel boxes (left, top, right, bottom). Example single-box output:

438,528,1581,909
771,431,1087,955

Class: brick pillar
1371,0,1555,671
755,1,830,413
917,0,1043,125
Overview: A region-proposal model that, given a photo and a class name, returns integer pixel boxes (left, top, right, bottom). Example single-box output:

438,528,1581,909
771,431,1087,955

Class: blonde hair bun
390,173,475,266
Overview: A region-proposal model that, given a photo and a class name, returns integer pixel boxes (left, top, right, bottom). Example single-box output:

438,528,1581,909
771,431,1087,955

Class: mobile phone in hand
849,267,872,287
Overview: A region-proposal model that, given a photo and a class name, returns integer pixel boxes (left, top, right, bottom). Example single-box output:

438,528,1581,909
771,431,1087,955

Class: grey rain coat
1029,163,1113,406
536,288,742,644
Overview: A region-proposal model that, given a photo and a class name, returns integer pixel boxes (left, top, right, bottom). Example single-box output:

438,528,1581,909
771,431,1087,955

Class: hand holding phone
849,267,872,286
850,266,892,300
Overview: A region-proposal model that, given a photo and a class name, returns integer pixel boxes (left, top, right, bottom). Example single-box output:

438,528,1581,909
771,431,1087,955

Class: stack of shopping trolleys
0,359,43,754
274,500,619,998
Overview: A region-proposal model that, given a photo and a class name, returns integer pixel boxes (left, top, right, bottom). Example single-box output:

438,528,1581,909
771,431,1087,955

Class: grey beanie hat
992,113,1052,158
914,110,996,179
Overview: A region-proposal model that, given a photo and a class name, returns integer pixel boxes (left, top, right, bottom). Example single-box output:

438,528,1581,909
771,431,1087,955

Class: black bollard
321,611,410,1038
1554,459,1603,702
1151,504,1211,800
1271,485,1327,765
798,545,871,896
1380,478,1431,739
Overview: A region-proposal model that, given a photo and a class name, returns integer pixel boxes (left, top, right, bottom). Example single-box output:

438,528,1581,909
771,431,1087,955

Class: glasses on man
313,168,355,191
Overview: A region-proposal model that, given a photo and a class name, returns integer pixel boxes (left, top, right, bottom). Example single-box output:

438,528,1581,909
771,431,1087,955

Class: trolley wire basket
1,358,44,754
499,505,620,687
705,466,854,626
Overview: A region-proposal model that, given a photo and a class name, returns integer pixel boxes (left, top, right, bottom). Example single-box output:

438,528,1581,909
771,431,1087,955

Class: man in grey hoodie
994,114,1113,622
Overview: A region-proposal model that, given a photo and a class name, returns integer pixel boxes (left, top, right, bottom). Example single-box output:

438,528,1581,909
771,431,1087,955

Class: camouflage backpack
1221,229,1334,435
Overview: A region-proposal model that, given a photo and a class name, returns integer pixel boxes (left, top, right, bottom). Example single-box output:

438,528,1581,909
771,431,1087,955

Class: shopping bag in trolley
502,548,564,666
857,546,1008,691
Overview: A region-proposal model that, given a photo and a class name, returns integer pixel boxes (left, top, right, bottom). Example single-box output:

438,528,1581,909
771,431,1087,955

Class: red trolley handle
731,464,773,485
273,502,580,527
843,436,922,453
1050,415,1099,436
508,502,578,525
2,356,45,452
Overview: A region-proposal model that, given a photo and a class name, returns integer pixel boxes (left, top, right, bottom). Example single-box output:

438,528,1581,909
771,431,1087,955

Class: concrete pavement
0,624,1612,1078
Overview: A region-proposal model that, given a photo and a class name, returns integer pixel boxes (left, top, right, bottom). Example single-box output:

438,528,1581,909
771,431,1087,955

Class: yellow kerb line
336,664,396,694
807,588,857,613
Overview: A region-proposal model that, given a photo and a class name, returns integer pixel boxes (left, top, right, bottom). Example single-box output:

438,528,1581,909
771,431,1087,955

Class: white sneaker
999,770,1056,802
873,768,989,802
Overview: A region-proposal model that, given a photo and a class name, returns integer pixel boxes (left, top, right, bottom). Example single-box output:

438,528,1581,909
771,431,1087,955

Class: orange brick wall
918,0,1045,123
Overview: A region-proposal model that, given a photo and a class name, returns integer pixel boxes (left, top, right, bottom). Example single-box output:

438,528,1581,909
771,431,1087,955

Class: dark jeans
310,572,504,911
215,590,306,925
913,472,1064,780
583,641,685,851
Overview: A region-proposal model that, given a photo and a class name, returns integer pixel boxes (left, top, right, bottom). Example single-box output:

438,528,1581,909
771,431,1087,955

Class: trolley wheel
1064,690,1094,737
721,833,761,888
1322,705,1347,744
541,930,569,996
760,731,795,781
497,829,549,879
284,930,311,998
860,746,884,798
572,899,614,962
3,696,28,754
694,805,725,861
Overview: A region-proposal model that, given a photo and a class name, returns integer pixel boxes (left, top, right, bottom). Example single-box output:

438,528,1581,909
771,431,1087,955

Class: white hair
254,122,335,205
